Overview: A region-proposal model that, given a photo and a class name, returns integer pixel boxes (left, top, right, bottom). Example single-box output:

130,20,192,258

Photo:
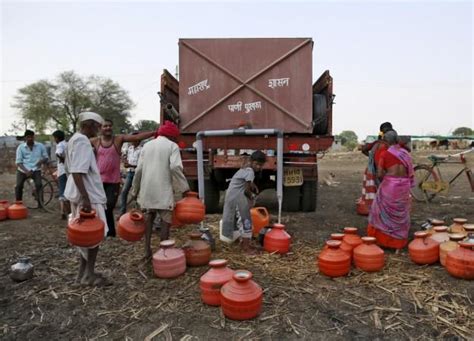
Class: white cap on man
79,111,104,125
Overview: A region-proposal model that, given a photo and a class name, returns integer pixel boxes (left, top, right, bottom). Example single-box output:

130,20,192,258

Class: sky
1,0,473,140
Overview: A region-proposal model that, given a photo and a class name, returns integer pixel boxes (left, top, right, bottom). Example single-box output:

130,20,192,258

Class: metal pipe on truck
196,129,284,223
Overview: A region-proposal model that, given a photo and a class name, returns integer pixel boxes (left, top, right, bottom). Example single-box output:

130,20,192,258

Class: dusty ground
0,150,473,340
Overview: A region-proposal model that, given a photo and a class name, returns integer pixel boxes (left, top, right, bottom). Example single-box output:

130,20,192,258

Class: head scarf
155,120,180,139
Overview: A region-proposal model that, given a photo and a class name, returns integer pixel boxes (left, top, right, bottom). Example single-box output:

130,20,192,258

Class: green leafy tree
338,130,358,149
452,127,473,136
134,120,159,132
12,71,134,135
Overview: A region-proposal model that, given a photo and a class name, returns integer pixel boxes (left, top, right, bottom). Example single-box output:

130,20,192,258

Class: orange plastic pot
263,223,291,254
426,219,445,235
221,270,263,320
356,198,369,216
408,231,439,265
152,240,186,278
445,242,474,279
183,232,211,266
464,224,474,235
174,192,205,224
429,226,450,244
200,259,235,306
450,218,467,235
322,233,345,251
171,209,184,229
67,210,104,247
0,200,9,221
0,207,6,221
439,233,465,267
353,237,385,272
431,219,445,226
250,207,270,237
317,240,351,277
117,210,145,242
7,201,28,220
341,227,362,258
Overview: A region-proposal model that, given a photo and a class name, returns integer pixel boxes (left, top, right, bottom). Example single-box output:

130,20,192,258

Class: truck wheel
301,180,317,212
282,186,301,212
204,179,220,213
313,94,328,135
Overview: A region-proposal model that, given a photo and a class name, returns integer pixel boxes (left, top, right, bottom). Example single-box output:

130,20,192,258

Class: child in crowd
221,150,266,253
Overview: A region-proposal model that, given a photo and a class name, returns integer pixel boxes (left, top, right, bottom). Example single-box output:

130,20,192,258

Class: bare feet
241,238,260,255
81,273,112,287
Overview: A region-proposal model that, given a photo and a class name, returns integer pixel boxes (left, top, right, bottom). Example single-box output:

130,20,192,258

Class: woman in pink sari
368,130,415,249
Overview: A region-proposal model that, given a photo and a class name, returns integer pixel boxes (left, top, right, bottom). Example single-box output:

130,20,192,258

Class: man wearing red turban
132,121,189,259
154,120,180,140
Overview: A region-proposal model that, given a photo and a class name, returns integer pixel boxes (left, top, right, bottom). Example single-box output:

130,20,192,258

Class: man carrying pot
131,121,190,259
64,112,110,286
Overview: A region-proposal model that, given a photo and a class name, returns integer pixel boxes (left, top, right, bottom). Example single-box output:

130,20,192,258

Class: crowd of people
14,112,265,285
14,114,416,286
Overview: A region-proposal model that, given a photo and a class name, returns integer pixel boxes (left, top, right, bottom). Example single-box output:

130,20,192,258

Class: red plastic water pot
174,192,205,224
200,259,235,306
408,231,439,265
117,210,145,242
67,210,104,247
263,223,291,254
356,198,369,216
341,227,362,258
0,200,9,220
322,233,345,251
153,240,186,279
0,206,6,221
343,227,362,248
445,242,474,280
353,237,385,272
171,209,184,229
428,226,450,244
7,201,28,220
221,270,263,320
439,234,464,267
317,240,351,278
183,232,211,266
450,218,467,235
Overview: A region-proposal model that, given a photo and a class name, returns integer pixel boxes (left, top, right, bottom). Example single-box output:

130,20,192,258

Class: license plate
284,168,303,187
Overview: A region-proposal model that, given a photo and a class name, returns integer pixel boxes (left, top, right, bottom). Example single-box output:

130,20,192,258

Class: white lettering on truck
188,79,210,95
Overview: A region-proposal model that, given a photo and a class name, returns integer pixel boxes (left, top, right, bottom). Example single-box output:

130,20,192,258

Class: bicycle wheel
411,165,439,202
41,180,58,211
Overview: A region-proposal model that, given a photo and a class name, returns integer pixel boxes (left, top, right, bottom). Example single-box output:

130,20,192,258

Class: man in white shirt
52,130,70,219
132,121,189,259
64,112,110,286
119,136,142,216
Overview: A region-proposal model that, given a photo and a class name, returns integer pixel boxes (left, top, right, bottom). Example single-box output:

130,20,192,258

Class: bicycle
23,162,58,211
411,148,474,202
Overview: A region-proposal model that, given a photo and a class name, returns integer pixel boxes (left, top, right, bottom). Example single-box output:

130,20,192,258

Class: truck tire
282,186,301,212
204,179,220,213
301,180,317,212
313,94,328,135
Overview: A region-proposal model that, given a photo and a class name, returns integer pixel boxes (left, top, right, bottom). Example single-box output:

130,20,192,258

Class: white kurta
132,136,189,210
64,132,107,206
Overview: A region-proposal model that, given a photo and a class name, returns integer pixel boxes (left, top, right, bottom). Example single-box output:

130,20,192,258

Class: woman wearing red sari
367,130,415,249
